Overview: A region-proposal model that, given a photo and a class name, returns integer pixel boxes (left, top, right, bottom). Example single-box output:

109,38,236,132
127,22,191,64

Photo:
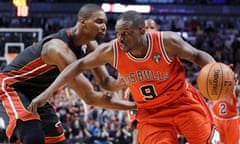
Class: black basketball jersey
1,28,86,99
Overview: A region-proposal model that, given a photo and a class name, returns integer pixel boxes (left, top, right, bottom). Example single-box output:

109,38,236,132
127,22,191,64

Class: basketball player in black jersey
0,4,135,144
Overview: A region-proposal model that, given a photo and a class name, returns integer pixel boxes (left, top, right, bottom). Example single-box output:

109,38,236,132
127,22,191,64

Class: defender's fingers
27,103,33,112
28,103,39,116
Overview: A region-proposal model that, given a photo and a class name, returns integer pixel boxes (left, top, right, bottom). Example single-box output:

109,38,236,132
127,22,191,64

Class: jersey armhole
158,32,172,64
112,40,118,69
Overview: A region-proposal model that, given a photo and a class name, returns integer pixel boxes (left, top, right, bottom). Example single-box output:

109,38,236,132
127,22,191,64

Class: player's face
115,19,142,52
145,20,157,31
84,11,107,40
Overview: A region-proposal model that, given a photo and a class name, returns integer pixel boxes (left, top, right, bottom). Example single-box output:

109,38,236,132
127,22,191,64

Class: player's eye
123,32,129,36
95,19,106,24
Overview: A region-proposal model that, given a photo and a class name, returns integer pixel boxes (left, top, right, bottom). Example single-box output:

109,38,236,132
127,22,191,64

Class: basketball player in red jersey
0,4,135,144
28,11,221,143
209,74,240,144
125,18,158,144
145,18,158,32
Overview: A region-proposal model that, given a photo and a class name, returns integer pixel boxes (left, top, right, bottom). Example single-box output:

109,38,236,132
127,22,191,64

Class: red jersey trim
45,133,65,143
5,58,55,85
1,85,40,139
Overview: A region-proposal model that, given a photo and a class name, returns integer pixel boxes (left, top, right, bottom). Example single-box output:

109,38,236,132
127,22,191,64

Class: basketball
197,62,235,100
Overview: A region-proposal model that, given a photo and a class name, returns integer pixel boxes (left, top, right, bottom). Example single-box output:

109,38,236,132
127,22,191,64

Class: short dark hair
117,10,145,29
78,4,103,19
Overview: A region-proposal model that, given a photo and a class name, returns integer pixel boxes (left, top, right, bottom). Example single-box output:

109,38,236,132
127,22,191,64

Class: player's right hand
27,92,50,116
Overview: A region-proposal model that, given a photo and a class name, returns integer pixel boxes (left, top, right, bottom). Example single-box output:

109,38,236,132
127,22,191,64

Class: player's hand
228,64,238,82
228,63,234,70
27,92,50,116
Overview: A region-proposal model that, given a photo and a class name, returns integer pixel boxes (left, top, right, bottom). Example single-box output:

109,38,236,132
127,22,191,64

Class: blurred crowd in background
0,1,240,144
1,13,240,73
1,0,240,4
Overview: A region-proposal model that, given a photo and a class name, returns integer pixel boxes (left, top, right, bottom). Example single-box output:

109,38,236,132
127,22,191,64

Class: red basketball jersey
113,31,186,109
212,92,239,119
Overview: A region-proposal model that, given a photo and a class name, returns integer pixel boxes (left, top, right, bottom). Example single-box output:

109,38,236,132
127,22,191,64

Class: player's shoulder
161,31,183,45
41,28,70,49
43,39,68,51
41,38,71,64
162,31,179,38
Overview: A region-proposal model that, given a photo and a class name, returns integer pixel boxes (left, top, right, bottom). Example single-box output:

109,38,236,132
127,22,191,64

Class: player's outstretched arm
28,88,136,116
41,41,114,99
27,41,134,115
162,31,216,68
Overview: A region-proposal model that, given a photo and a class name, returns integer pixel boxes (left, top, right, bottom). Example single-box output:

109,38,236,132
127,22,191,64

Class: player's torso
114,31,186,108
0,28,86,97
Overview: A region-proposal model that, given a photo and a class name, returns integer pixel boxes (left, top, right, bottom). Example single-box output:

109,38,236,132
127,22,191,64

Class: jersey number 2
219,103,227,114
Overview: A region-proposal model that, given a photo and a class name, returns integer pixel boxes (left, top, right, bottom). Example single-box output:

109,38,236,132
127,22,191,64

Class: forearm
194,51,216,68
48,61,83,95
91,65,126,91
103,94,136,110
86,91,136,110
101,76,126,91
69,79,136,110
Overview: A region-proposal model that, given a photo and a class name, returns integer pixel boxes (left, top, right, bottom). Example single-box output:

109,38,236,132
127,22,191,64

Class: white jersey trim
127,33,152,62
212,113,239,121
1,63,48,119
113,40,118,69
159,32,172,64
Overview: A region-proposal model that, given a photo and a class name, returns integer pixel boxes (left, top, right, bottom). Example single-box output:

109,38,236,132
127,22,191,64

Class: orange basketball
197,62,235,100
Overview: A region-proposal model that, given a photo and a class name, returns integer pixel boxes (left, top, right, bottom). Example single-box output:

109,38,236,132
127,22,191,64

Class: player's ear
79,18,85,25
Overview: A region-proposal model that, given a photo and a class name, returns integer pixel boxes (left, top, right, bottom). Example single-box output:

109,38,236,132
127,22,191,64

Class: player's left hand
27,92,50,116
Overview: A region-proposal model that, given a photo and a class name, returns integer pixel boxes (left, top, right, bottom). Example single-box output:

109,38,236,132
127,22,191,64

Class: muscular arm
42,40,115,93
162,31,216,68
87,41,126,91
29,39,135,111
92,69,126,91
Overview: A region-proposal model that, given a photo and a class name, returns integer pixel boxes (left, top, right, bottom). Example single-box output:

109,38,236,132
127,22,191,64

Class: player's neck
129,34,148,58
70,26,92,46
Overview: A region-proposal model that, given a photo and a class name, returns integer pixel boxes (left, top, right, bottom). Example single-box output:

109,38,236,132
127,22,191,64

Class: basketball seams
218,63,223,100
207,63,214,100
223,68,233,99
197,62,235,100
